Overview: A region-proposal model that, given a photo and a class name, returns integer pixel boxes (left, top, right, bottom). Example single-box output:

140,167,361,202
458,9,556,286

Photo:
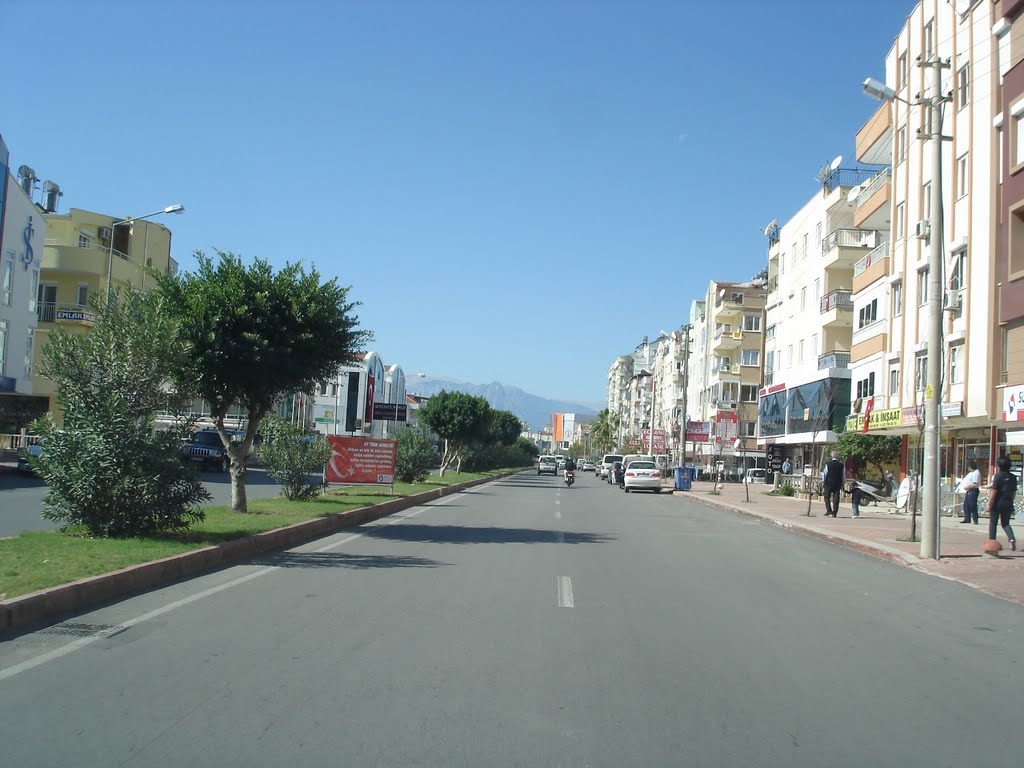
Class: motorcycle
564,469,575,488
849,471,896,515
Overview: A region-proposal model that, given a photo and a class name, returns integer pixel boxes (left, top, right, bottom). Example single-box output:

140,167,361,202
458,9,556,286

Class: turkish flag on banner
862,396,874,433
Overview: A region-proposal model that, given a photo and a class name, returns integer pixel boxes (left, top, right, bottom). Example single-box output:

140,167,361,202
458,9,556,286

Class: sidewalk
674,480,1024,606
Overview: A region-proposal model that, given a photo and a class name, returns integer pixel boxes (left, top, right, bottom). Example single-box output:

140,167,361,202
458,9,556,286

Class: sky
1,0,917,406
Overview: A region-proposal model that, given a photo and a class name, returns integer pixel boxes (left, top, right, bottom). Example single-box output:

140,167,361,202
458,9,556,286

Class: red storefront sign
326,436,397,485
684,420,711,443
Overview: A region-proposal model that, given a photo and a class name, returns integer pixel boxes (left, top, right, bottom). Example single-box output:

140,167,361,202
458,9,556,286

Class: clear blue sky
2,0,915,405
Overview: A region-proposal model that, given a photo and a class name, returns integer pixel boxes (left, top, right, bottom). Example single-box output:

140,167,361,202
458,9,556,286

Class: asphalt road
0,468,286,538
1,470,1021,767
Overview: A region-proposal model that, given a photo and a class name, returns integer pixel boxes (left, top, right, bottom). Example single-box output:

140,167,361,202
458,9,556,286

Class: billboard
715,410,739,441
684,420,711,443
326,436,397,485
372,402,408,422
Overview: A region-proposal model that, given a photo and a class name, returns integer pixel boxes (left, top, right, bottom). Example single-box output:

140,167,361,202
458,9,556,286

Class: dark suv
181,429,238,472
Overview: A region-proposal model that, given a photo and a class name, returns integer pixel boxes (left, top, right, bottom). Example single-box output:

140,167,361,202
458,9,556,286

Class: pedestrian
986,456,1018,551
781,457,792,476
821,451,845,518
958,460,981,524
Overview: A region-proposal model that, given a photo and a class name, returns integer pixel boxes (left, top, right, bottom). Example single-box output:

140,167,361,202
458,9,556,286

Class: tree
567,441,587,459
257,415,331,500
33,289,209,537
834,432,901,482
418,390,492,476
590,409,619,454
159,250,369,512
489,410,523,446
394,426,440,483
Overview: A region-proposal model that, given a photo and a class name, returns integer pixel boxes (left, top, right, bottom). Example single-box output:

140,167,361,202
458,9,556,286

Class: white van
600,454,623,479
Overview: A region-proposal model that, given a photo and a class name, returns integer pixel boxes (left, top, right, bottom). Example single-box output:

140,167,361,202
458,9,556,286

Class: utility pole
680,324,692,469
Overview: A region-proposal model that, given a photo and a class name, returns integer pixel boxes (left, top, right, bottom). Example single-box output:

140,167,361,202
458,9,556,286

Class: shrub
394,427,439,483
779,483,796,497
257,416,331,500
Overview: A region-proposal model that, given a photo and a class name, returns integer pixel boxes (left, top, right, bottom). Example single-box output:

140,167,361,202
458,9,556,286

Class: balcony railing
853,240,889,277
822,228,881,255
817,351,851,370
767,275,779,293
820,290,853,313
856,167,892,203
44,237,130,262
820,167,879,194
763,371,774,387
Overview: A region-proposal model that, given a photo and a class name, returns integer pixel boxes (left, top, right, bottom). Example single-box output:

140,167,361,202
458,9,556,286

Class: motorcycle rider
564,456,576,477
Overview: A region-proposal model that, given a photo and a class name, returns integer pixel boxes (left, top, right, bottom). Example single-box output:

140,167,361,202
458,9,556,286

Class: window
798,340,804,363
892,280,903,317
918,268,929,305
889,367,899,396
77,233,91,248
28,270,38,313
780,253,786,274
813,278,820,300
811,334,818,359
741,384,758,402
0,320,6,375
742,314,761,332
922,182,931,220
950,249,967,292
741,348,760,367
24,330,33,378
766,350,775,372
1,252,12,306
800,286,806,310
957,154,968,198
320,382,329,395
765,324,776,341
858,298,878,329
897,51,909,90
740,421,757,438
950,344,963,384
76,284,88,308
957,64,969,109
915,356,928,391
856,373,876,399
786,345,793,368
896,202,906,238
924,20,934,58
330,383,338,397
897,126,907,163
801,233,808,260
1015,113,1024,167
815,223,822,249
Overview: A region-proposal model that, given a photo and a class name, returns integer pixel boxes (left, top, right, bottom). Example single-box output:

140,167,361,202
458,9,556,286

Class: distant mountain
407,377,598,431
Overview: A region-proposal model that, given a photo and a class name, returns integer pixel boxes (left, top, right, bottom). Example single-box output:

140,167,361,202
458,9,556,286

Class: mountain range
406,377,599,431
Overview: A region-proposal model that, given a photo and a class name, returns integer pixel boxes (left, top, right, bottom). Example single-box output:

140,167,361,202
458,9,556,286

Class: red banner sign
326,436,397,485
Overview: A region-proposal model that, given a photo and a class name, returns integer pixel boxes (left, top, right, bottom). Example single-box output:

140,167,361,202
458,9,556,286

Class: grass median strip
0,471,504,600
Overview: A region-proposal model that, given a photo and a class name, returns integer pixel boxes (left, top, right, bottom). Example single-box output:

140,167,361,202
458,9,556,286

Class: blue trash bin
674,467,692,491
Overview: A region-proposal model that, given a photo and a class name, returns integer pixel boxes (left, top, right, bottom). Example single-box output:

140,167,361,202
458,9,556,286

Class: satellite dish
847,184,864,204
895,477,912,509
852,397,863,412
829,155,843,171
817,163,833,183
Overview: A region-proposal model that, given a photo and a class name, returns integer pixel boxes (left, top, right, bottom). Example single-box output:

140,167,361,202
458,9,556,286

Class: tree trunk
229,446,249,513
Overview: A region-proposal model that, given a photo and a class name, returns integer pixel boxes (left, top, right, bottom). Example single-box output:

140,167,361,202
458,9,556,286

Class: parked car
621,454,655,473
600,454,623,479
743,468,768,484
181,429,253,472
581,459,596,472
16,443,43,476
537,455,558,476
608,460,625,485
622,459,662,493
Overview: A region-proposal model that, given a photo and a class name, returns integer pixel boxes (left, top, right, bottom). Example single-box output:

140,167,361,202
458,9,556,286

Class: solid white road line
0,497,451,681
557,576,575,608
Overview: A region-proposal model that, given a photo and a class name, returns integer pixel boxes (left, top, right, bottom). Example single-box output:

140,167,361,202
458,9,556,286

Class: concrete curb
678,490,922,568
0,470,521,633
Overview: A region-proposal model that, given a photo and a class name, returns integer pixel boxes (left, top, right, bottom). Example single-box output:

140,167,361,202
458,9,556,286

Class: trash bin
689,466,697,481
675,467,692,491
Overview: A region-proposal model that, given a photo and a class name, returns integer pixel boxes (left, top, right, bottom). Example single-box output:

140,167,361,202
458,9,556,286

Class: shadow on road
255,551,447,569
0,473,46,490
364,524,615,545
198,468,280,486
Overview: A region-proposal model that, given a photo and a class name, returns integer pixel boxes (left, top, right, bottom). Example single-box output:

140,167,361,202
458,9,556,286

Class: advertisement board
372,402,408,422
325,436,397,485
685,420,711,443
1003,384,1024,422
715,411,739,441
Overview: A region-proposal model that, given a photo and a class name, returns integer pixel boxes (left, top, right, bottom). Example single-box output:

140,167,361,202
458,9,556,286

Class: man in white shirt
958,460,981,524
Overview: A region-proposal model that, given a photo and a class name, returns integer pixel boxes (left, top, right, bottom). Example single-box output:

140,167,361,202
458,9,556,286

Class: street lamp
106,203,185,296
863,59,949,559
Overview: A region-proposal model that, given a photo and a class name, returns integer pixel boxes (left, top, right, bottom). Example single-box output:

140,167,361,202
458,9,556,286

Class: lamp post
106,203,184,296
863,60,949,559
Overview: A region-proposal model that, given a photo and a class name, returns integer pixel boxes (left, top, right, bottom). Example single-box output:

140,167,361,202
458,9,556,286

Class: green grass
0,469,511,601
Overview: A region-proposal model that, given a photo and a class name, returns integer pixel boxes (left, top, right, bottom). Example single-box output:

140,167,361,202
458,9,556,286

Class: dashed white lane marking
557,576,575,608
555,511,562,519
556,531,565,544
0,498,450,682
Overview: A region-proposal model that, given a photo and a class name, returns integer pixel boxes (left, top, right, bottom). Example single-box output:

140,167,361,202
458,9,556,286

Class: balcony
817,351,851,370
712,328,743,350
767,275,779,294
821,228,881,271
37,302,96,326
852,169,891,230
852,241,890,293
856,102,892,165
820,289,853,328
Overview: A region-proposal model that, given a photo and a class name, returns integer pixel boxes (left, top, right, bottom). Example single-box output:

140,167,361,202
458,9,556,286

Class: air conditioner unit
98,226,112,243
914,220,930,240
944,291,963,313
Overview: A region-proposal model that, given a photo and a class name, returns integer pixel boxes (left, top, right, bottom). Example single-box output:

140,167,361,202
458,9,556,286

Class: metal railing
38,302,57,323
763,371,774,387
817,351,851,370
822,228,881,255
821,167,880,194
44,237,131,262
853,240,889,277
820,290,853,313
767,275,778,293
855,167,892,204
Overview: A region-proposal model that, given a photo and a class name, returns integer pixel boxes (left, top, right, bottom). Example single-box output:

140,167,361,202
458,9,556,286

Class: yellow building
33,207,179,408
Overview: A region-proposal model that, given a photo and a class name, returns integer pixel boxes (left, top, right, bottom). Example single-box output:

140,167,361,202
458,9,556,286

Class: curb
677,490,922,568
0,470,522,634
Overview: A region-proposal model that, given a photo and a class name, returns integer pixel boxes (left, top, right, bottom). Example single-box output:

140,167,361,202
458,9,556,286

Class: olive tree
418,390,492,476
159,250,370,512
33,289,209,537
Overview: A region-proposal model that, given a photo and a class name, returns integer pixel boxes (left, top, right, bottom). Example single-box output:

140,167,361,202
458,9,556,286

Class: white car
599,454,623,479
622,459,662,493
537,455,558,476
743,468,767,484
581,460,596,472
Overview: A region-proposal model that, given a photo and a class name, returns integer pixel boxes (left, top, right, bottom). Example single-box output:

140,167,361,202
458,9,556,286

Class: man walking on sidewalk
958,460,981,524
822,451,845,518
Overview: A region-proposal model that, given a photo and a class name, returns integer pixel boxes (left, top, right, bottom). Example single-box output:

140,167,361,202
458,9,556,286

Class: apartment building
758,168,868,473
606,354,633,444
996,0,1024,468
650,328,690,461
848,0,1002,481
34,205,179,410
0,146,45,422
692,279,766,476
